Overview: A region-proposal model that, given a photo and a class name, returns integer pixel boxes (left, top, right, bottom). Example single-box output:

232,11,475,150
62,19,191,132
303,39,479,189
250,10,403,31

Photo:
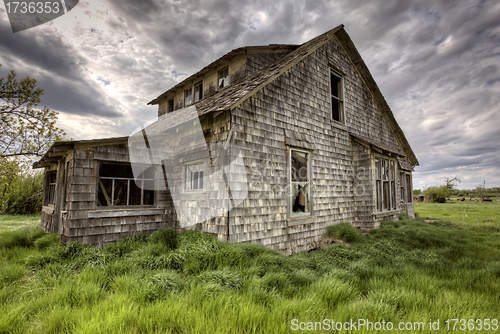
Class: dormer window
184,87,193,106
218,67,229,89
194,81,203,102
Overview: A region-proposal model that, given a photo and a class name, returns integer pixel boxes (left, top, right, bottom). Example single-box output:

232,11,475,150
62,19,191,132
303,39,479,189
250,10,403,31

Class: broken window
194,81,203,102
218,67,229,89
400,172,406,203
184,88,193,106
97,162,156,207
290,149,310,216
330,70,344,123
406,174,412,203
185,162,204,191
167,99,174,113
44,171,57,206
375,156,397,212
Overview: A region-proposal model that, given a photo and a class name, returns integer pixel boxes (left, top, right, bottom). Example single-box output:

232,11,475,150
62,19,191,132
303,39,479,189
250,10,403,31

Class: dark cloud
1,0,499,188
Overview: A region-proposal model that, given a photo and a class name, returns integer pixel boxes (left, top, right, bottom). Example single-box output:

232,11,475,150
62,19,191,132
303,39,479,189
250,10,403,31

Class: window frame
184,160,206,193
329,68,345,124
289,147,312,218
374,155,397,212
96,161,157,208
167,99,174,113
44,171,57,206
184,87,193,106
218,67,230,90
194,81,203,103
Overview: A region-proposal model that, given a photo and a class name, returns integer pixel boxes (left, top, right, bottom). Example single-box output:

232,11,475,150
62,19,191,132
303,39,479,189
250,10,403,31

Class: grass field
0,213,40,232
0,208,499,333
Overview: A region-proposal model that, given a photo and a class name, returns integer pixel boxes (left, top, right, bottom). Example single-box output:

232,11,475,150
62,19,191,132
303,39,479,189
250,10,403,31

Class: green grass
0,213,40,232
1,212,500,333
415,200,500,234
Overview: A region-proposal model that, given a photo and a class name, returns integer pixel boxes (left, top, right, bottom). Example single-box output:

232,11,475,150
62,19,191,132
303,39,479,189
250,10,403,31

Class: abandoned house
34,24,418,254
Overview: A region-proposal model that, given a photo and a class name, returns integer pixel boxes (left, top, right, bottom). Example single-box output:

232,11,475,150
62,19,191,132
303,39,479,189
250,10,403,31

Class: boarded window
44,171,57,206
97,162,156,207
184,88,193,106
290,149,310,216
185,162,204,191
330,70,344,123
218,67,229,89
194,81,203,102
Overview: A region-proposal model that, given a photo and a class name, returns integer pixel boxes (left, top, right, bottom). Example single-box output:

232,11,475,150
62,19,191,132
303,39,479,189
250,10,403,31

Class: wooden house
34,25,418,254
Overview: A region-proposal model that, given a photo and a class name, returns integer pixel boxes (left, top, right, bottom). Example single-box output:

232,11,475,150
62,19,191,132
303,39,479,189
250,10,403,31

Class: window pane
113,179,128,205
98,179,112,206
406,175,412,202
129,179,142,205
192,171,199,190
184,88,192,105
332,97,340,121
375,158,381,180
292,183,309,214
143,166,155,179
390,160,395,180
100,163,133,178
199,171,204,189
219,68,229,89
383,181,389,209
391,181,396,209
291,150,308,181
376,180,381,211
194,82,203,102
143,180,155,205
330,72,339,97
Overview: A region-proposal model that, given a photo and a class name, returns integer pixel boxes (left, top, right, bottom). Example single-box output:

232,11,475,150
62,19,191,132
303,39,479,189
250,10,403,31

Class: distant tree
0,64,65,186
444,176,461,192
423,185,450,203
476,180,487,202
413,189,421,196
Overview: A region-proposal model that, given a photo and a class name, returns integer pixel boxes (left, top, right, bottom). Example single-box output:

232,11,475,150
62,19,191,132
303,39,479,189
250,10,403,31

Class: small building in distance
35,25,418,254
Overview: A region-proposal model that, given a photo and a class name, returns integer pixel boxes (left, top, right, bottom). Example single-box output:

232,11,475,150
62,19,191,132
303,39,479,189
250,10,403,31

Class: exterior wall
158,55,247,116
229,37,409,254
246,53,289,77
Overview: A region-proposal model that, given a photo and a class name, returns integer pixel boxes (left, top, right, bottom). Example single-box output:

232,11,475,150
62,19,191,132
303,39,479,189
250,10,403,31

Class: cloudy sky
1,0,499,190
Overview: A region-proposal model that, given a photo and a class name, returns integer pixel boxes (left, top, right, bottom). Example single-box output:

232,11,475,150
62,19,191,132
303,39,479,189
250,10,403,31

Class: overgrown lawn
1,214,499,333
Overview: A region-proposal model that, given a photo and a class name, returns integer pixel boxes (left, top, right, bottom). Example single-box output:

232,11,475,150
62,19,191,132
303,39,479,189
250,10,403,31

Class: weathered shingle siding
246,53,289,78
228,36,408,254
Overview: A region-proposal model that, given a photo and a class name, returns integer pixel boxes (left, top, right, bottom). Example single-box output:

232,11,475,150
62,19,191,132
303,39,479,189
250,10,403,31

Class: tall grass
1,214,499,333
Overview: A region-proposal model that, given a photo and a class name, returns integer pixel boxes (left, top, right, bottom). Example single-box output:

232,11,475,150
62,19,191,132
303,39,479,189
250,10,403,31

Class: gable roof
148,25,418,166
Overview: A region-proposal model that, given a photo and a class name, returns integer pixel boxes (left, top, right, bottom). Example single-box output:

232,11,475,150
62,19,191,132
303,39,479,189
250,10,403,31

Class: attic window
330,70,344,123
218,67,229,89
97,162,155,207
194,81,203,102
184,88,193,106
167,99,174,113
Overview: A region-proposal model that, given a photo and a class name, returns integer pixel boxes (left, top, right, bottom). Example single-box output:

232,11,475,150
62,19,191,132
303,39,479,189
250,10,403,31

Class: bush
327,223,362,243
423,185,450,203
0,172,43,214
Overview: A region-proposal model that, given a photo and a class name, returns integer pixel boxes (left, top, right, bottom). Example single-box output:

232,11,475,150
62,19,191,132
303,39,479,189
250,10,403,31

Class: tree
0,64,65,185
444,176,461,192
476,180,486,202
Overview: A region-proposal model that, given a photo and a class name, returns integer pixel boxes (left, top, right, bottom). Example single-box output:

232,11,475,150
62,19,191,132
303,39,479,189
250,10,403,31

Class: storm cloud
0,0,499,188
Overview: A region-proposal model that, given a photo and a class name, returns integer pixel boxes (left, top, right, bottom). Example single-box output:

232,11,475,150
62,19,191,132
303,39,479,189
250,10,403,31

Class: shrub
0,172,43,214
422,185,450,203
327,223,362,243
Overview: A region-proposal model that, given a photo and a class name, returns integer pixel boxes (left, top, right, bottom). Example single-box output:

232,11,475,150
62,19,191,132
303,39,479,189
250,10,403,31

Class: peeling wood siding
228,37,412,254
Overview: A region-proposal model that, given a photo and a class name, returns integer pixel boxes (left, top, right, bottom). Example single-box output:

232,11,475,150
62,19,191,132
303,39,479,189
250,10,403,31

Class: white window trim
183,160,207,193
288,147,312,218
184,87,193,107
218,66,230,90
329,68,345,124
